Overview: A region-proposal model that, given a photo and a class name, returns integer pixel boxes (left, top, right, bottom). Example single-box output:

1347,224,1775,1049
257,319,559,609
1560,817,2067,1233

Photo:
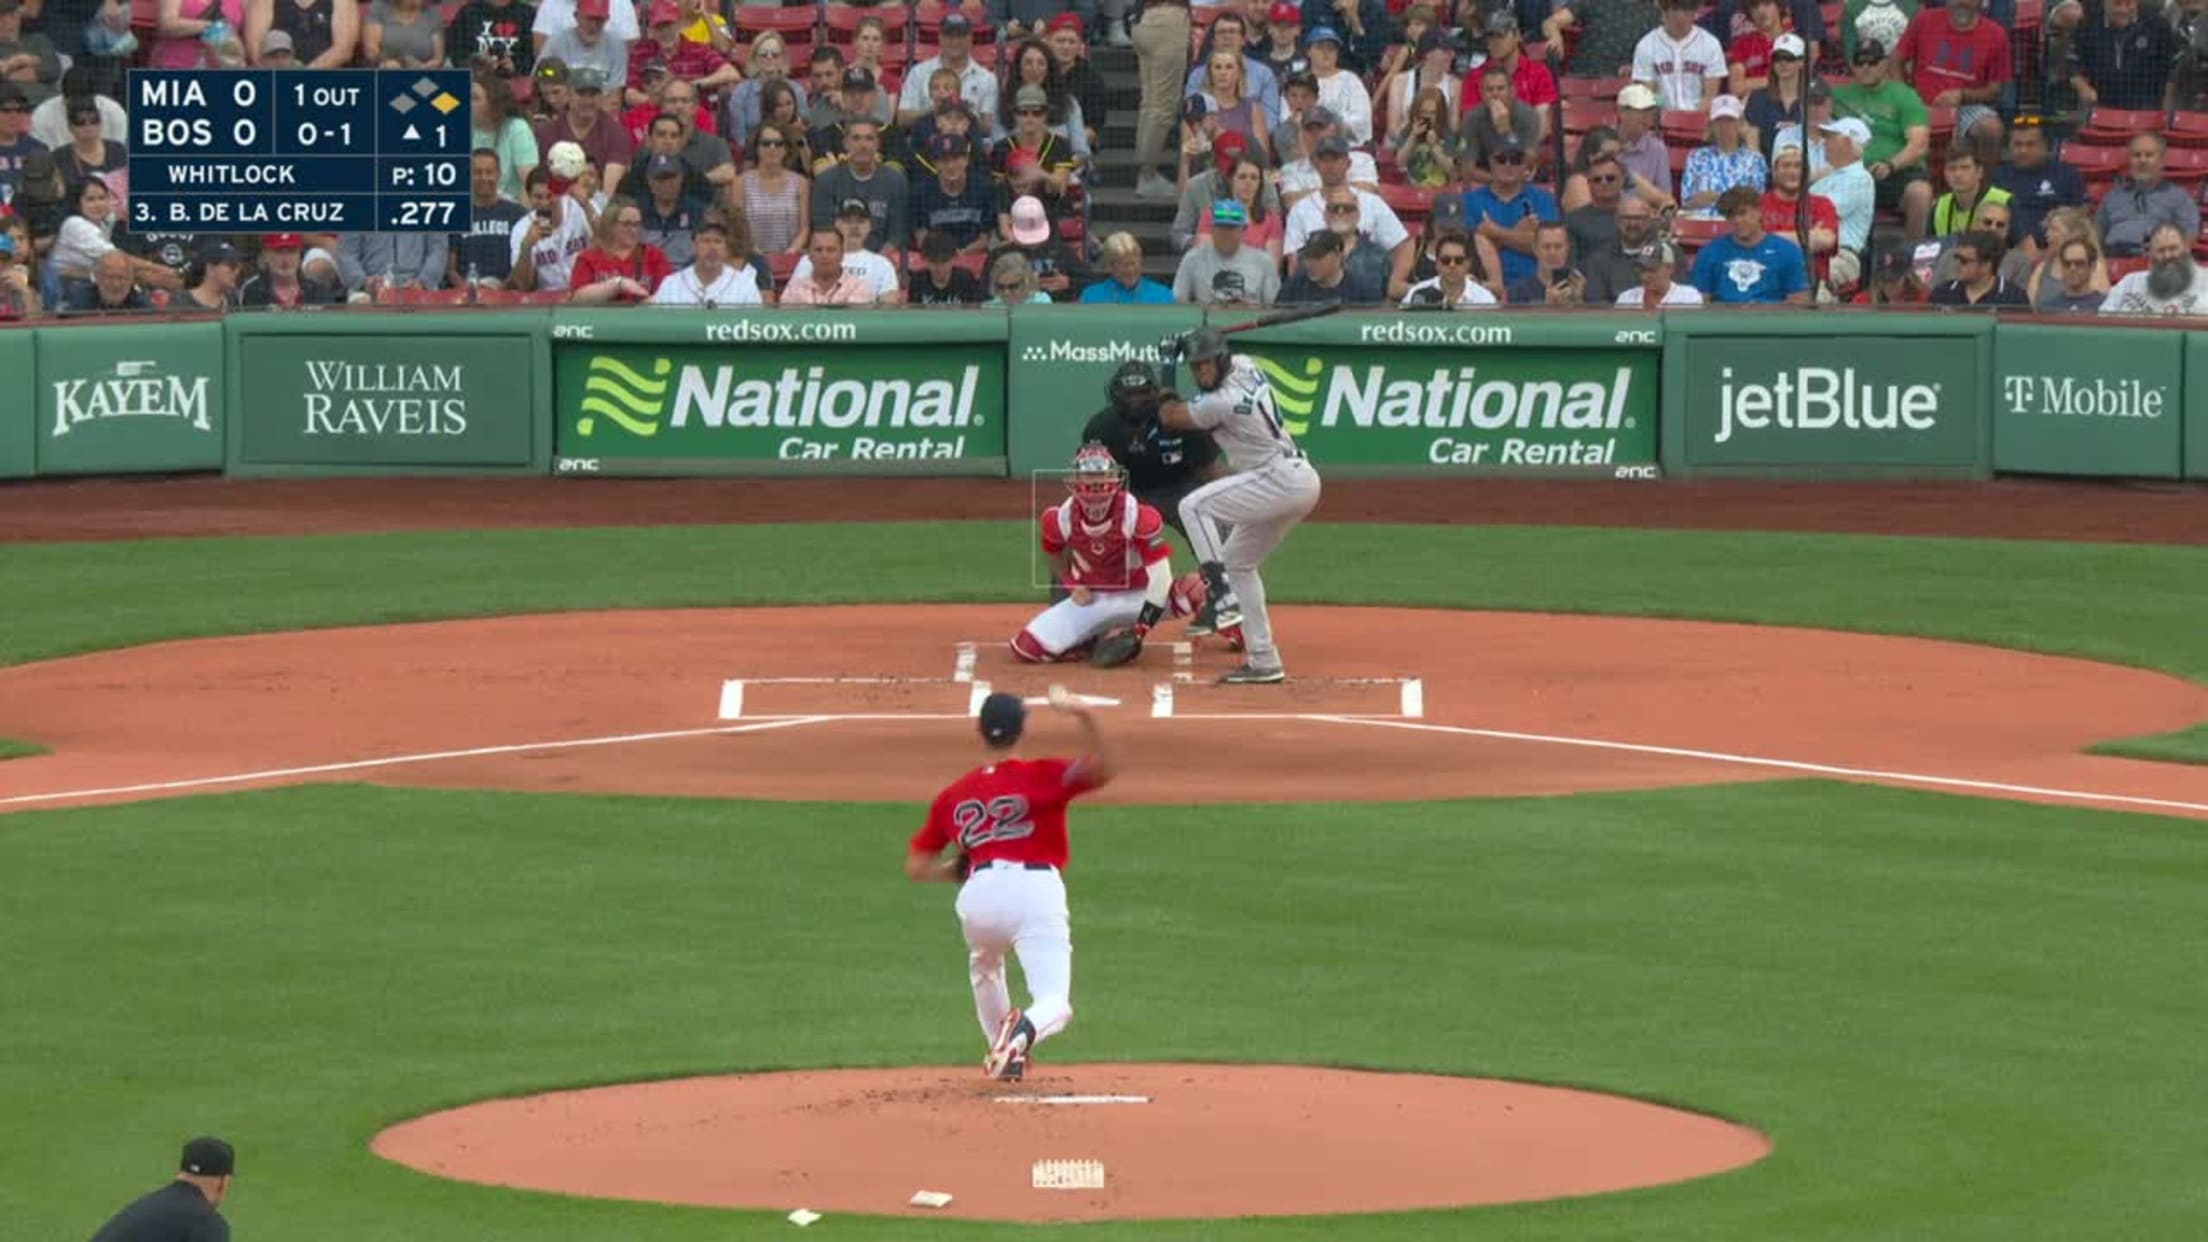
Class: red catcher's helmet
1068,441,1124,520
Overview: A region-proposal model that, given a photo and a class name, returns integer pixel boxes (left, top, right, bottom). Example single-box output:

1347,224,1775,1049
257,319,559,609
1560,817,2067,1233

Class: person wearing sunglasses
1400,228,1499,307
52,97,127,201
2034,236,2104,313
1462,132,1558,289
982,248,1052,306
0,0,61,108
1928,228,2028,308
568,193,672,302
0,82,42,203
1830,38,1932,239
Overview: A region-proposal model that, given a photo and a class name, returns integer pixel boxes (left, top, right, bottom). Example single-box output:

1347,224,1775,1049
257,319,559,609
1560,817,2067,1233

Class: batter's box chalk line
1032,1158,1107,1190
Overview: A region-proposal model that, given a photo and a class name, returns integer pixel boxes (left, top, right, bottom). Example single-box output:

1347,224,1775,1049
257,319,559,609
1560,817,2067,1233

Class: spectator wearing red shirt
1465,12,1557,114
1725,0,1789,95
1762,144,1839,284
1894,0,2010,160
536,64,637,192
567,195,672,301
624,1,737,110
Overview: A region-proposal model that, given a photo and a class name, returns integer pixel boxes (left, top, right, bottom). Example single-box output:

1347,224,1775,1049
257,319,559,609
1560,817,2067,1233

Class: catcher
1011,442,1204,667
1080,360,1237,644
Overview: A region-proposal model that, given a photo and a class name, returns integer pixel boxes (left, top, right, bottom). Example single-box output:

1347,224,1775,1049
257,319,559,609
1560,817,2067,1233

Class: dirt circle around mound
370,1063,1774,1222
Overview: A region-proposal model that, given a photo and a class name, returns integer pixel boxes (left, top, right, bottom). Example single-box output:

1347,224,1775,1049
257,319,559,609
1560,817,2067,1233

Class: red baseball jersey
1040,494,1170,592
910,757,1103,870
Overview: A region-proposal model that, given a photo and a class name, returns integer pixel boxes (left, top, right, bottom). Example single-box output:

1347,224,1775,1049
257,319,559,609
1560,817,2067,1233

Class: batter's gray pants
1178,457,1321,670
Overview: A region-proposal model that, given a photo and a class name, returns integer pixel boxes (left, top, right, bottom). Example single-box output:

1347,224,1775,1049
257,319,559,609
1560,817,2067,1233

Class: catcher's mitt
1089,626,1147,668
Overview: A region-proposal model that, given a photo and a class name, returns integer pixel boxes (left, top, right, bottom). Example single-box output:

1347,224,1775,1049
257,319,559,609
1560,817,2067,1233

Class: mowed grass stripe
5,781,2207,1240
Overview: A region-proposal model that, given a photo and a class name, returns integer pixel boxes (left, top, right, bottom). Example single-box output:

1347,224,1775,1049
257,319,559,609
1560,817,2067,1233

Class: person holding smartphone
1506,221,1585,304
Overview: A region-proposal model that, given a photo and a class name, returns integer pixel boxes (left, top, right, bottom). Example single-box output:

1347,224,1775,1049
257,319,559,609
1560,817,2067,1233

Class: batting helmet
1179,327,1230,366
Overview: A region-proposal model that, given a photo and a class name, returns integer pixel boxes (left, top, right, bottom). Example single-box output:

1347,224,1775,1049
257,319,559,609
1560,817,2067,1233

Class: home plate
994,1094,1152,1105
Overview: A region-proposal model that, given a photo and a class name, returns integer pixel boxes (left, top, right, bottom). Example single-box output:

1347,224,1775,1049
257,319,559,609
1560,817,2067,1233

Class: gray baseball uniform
1177,354,1322,674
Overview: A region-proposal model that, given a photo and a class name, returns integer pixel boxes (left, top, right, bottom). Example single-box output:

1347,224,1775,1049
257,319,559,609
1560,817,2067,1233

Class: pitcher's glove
1089,625,1147,668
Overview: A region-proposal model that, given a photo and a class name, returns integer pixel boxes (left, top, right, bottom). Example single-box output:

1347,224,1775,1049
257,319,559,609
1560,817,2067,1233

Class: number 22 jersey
910,758,1104,870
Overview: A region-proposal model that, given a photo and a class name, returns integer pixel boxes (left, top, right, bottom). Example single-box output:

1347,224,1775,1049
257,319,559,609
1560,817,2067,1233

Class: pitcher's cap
978,691,1026,745
181,1138,234,1178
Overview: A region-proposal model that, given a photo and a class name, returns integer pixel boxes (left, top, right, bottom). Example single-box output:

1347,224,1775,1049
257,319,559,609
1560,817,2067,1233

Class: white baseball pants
1016,590,1147,659
955,863,1073,1051
1179,457,1322,669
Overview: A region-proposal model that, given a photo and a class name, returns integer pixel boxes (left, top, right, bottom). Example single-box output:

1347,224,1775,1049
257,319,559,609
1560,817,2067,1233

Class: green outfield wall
0,310,2198,481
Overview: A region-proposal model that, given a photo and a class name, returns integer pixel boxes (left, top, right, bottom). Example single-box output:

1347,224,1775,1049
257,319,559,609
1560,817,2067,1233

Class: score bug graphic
127,69,471,233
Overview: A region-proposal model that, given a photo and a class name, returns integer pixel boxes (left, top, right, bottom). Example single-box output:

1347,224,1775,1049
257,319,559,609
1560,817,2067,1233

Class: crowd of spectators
3,0,2208,321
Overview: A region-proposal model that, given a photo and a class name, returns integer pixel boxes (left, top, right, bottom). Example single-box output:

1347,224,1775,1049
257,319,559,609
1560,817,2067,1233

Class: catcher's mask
1068,441,1125,521
1108,359,1162,416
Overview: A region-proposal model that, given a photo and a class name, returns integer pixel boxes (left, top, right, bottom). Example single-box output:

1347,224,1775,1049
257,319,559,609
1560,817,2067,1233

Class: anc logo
576,356,672,438
1248,354,1325,435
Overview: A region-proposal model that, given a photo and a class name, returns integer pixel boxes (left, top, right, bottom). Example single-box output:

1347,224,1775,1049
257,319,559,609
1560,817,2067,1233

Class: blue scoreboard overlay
127,69,472,233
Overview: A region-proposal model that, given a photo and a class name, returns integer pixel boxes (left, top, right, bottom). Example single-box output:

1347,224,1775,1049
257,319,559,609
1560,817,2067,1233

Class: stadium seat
2061,142,2128,181
2162,145,2208,187
766,252,803,285
734,5,821,39
1661,108,1708,146
2013,0,2044,33
1376,182,1439,226
1670,215,1726,252
2108,255,2150,281
2168,110,2208,148
129,0,158,33
1561,98,1614,135
824,2,906,42
2076,106,2166,146
914,0,995,42
1560,75,1627,102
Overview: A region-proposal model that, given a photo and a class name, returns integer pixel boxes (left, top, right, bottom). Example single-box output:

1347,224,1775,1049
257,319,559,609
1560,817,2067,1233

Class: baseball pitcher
904,689,1119,1081
1152,327,1323,684
1012,442,1204,666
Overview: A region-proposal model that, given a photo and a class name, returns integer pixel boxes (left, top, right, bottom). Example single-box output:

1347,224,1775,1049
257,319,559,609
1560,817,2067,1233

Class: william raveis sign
299,361,470,435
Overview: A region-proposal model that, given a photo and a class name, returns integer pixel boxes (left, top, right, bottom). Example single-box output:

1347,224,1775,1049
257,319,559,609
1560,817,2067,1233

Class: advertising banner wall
35,321,225,475
1006,304,1202,476
1219,312,1663,476
1664,314,1992,475
1994,324,2183,478
227,313,548,475
0,331,34,478
2187,333,2208,481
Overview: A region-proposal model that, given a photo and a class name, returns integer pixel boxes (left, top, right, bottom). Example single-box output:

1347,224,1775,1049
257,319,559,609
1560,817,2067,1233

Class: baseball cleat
984,1010,1032,1079
1219,623,1246,653
1211,605,1243,632
1185,619,1215,638
1219,663,1286,685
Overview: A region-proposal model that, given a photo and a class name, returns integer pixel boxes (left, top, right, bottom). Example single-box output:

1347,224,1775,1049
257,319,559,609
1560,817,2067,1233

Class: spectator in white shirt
1633,0,1727,110
1284,134,1409,251
790,196,905,302
1275,107,1378,207
654,216,765,305
1399,229,1499,306
1811,118,1875,254
896,13,1000,135
1617,239,1706,304
1304,27,1373,146
508,166,596,292
533,0,637,50
2101,222,2208,316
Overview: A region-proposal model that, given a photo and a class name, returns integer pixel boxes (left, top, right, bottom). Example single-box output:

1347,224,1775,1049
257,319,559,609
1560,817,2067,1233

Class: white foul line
718,679,745,721
1150,681,1175,719
968,679,992,716
0,717,832,810
1314,717,2208,817
995,1094,1152,1105
953,642,977,683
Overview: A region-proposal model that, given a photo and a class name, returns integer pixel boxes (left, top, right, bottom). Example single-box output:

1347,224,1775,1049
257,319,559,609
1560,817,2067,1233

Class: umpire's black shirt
88,1181,229,1242
1079,407,1220,499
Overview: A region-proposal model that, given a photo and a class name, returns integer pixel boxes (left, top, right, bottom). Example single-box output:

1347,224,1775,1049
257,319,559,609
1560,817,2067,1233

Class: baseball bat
1215,303,1345,336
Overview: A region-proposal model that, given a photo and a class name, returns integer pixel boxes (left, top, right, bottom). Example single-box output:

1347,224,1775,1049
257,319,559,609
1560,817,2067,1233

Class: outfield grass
5,781,2205,1241
0,738,46,760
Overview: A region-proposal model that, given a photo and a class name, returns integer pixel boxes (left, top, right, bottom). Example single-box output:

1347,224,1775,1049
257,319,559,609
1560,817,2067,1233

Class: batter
1153,327,1324,684
904,689,1119,1081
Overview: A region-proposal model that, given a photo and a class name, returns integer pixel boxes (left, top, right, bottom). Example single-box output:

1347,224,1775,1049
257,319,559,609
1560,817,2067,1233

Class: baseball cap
263,232,304,250
1873,247,1914,279
535,56,569,83
1300,106,1340,130
199,240,244,265
919,229,958,261
842,65,876,91
1709,94,1746,121
181,1138,235,1178
1299,228,1344,259
0,82,27,110
939,11,973,35
1269,1,1300,23
1046,11,1083,33
926,131,967,159
1819,116,1873,145
1429,194,1466,231
1009,194,1050,245
1314,133,1350,158
1489,132,1526,161
1634,239,1681,270
575,0,610,18
1773,31,1806,58
260,28,293,54
1182,93,1208,123
569,64,608,92
646,151,683,178
1212,128,1249,171
1484,10,1519,36
1617,83,1659,110
1305,25,1343,47
1854,37,1888,63
837,195,871,218
647,0,678,23
1806,78,1832,103
1014,83,1050,111
977,690,1026,746
1415,28,1449,55
1212,198,1248,227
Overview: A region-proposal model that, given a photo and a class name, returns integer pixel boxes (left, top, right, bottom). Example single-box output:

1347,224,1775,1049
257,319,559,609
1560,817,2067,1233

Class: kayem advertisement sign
1236,347,1657,473
1679,336,1985,470
36,321,224,474
554,345,1007,474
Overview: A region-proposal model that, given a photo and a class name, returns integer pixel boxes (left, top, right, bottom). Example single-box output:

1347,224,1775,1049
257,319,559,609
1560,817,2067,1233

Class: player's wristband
1137,602,1165,634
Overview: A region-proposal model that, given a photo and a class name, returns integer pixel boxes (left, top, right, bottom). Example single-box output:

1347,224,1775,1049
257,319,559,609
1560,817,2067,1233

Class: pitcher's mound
372,1063,1770,1222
